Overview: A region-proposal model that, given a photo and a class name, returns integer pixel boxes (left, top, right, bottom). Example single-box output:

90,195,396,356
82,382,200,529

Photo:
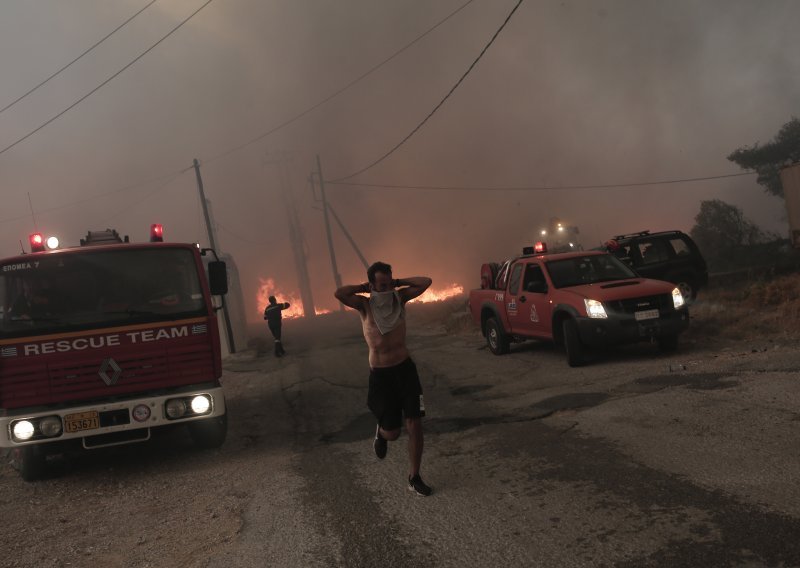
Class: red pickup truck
468,244,690,366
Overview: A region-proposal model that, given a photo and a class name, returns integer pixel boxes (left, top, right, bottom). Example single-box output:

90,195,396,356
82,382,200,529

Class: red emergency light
534,241,547,254
150,224,164,242
29,233,45,252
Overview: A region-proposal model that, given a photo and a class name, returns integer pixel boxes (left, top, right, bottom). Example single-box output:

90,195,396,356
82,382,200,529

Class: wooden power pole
192,158,236,353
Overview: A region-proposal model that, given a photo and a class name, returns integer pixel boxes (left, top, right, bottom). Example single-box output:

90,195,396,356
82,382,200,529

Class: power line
326,171,758,192
105,172,185,222
329,0,525,183
0,168,188,224
217,223,272,246
203,0,477,166
0,0,158,117
0,0,215,159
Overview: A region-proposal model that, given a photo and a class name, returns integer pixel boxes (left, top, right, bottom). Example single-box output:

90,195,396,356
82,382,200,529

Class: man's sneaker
373,425,387,459
408,474,432,496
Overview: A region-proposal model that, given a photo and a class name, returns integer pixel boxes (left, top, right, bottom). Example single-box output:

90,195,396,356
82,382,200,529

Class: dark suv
605,230,708,301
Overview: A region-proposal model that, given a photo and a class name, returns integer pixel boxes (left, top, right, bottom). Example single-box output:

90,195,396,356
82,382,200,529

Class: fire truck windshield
0,247,207,339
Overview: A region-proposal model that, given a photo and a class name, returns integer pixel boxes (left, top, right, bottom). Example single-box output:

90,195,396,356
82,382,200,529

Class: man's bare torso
361,303,409,368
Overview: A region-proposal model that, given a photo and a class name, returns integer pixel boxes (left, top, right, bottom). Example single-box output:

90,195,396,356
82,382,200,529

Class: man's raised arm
396,277,432,303
334,283,369,312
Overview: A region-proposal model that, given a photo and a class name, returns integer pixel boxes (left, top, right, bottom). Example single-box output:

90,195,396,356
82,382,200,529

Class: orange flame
412,283,464,303
256,277,331,319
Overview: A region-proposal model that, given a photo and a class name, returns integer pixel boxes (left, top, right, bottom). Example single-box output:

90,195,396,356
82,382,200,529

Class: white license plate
634,309,659,321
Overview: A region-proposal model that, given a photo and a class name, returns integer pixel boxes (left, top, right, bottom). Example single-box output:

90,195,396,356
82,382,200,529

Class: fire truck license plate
634,309,660,321
64,411,100,433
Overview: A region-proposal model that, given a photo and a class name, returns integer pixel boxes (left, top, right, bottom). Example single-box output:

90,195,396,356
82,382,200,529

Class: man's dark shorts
367,357,425,431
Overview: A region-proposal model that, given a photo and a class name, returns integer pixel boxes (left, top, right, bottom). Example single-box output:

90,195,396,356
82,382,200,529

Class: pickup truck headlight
584,299,608,319
672,287,685,309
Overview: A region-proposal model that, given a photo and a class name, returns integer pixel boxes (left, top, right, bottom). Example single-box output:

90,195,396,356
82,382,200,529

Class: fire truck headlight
190,395,211,415
39,416,63,437
672,287,685,309
165,399,187,419
12,420,35,441
584,299,608,319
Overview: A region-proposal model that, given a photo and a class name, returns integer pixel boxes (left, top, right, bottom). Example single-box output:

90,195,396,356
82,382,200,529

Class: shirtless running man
334,261,433,496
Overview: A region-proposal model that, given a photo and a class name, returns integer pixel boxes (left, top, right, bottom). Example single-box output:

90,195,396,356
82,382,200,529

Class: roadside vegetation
690,273,800,341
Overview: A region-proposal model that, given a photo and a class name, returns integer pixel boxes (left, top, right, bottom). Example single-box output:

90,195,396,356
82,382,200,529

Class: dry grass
690,273,800,341
406,295,474,334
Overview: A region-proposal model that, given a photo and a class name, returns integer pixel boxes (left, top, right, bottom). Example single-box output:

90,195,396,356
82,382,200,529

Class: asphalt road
2,308,800,567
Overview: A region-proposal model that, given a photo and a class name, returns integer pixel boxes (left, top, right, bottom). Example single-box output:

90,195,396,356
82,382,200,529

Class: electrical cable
104,171,184,222
0,0,158,116
325,171,757,192
0,0,215,158
0,169,189,224
217,223,272,246
202,0,477,165
328,0,524,183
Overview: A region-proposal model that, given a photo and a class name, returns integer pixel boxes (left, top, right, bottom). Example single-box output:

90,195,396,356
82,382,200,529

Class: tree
690,199,768,269
727,117,800,198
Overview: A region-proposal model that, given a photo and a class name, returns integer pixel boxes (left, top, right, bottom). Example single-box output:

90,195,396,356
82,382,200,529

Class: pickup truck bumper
575,309,690,346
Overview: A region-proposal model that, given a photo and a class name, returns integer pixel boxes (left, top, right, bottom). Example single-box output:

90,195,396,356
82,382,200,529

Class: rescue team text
23,326,190,355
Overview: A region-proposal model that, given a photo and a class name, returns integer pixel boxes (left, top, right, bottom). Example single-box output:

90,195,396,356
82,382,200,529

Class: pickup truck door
507,261,552,338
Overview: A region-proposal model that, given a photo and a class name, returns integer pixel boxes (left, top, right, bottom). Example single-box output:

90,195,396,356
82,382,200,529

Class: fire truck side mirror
208,261,228,295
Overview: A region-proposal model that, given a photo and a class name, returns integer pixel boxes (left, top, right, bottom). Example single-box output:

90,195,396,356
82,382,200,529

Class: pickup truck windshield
0,248,206,339
546,254,638,288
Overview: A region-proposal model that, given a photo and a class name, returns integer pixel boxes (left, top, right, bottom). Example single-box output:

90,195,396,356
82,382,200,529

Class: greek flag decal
1,346,18,357
191,324,208,335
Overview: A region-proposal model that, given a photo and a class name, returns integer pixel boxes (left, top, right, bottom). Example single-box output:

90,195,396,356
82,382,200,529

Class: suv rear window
669,237,692,256
636,239,670,265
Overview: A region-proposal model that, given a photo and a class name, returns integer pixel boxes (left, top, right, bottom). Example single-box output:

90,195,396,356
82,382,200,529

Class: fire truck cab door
507,262,551,338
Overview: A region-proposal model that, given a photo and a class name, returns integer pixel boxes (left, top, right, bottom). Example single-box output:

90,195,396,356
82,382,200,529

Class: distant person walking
264,295,290,357
334,261,434,496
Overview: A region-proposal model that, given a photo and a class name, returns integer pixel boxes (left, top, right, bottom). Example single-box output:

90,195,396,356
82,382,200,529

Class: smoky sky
0,0,797,320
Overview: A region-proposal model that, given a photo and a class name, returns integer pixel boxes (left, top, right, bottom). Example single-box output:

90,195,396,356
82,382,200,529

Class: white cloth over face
369,290,404,335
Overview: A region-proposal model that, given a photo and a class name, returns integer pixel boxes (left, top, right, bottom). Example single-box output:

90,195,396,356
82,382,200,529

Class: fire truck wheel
485,317,510,355
189,413,228,449
563,318,586,367
11,445,47,482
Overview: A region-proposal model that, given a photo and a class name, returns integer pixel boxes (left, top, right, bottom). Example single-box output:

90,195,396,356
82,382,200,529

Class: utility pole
265,152,315,318
316,154,343,308
326,202,369,270
193,158,236,353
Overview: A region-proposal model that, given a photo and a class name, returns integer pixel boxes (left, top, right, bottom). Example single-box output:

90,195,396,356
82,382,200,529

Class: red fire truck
0,226,229,480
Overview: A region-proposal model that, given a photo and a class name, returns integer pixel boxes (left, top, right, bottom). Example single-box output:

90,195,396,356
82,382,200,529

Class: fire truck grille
606,294,672,314
1,343,215,409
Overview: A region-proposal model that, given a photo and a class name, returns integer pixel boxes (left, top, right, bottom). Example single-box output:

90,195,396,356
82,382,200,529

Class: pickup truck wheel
189,413,228,449
658,334,679,353
563,318,586,367
485,317,510,355
11,445,47,482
